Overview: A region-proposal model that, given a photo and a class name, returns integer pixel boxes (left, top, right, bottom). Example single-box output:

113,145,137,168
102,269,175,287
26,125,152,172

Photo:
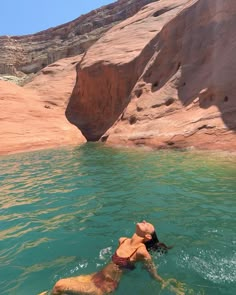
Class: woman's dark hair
144,231,173,253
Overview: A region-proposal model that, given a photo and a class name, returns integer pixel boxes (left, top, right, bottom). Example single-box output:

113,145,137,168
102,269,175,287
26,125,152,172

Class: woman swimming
39,221,184,294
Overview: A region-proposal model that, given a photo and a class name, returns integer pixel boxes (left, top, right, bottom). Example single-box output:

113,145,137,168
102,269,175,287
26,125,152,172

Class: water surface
0,144,235,294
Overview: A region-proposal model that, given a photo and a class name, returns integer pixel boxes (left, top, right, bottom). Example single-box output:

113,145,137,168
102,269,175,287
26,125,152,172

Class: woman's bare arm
143,256,185,294
137,247,164,283
138,248,185,295
143,257,164,283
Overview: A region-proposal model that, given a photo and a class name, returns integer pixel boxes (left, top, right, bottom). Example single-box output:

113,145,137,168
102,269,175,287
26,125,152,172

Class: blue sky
0,0,115,36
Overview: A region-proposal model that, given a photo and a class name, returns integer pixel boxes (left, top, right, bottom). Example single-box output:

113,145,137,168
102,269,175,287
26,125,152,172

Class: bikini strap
119,238,128,245
129,245,144,259
117,239,144,258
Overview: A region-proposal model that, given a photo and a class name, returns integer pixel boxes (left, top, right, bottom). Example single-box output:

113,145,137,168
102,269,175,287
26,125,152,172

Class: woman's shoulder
136,244,151,260
118,237,128,244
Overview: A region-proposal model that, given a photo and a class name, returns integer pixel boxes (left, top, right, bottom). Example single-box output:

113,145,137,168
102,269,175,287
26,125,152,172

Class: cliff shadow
141,0,236,132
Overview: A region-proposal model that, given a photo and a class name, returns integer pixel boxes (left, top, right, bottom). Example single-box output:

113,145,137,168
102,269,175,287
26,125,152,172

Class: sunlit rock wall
0,0,156,76
66,0,236,151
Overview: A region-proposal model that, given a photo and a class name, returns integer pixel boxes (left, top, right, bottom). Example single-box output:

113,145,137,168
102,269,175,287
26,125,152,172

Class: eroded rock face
66,0,236,151
0,0,156,77
0,56,85,155
1,0,236,154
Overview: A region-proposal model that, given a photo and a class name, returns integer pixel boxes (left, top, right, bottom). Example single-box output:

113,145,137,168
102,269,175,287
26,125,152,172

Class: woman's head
136,220,155,239
136,220,172,253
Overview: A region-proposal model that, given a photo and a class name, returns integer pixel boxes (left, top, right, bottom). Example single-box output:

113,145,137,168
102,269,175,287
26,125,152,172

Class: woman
39,221,184,295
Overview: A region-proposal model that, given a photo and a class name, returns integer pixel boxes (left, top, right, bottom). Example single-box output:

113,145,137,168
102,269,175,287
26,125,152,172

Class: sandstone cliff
0,56,85,155
0,0,156,79
66,0,236,151
1,0,236,155
0,0,158,155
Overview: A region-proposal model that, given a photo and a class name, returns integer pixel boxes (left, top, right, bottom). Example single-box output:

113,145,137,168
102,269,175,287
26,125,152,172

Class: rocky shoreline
0,0,235,156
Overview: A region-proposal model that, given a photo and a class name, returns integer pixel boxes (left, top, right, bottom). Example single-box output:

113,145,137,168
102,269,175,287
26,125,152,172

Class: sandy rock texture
66,0,236,151
0,56,85,155
1,0,236,155
0,0,156,78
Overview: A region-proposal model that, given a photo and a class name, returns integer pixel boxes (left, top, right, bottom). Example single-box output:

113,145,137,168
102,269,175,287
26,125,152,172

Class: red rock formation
66,0,236,151
0,56,85,155
0,0,156,77
1,0,236,155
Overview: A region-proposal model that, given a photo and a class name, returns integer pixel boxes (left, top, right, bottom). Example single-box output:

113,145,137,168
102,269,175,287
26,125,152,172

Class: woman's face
136,220,155,237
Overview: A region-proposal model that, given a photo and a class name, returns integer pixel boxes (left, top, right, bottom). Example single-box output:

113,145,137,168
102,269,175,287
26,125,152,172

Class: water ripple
0,145,235,295
179,249,236,284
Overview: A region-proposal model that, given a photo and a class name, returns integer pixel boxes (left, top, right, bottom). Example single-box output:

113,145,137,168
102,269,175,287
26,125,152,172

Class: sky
0,0,116,36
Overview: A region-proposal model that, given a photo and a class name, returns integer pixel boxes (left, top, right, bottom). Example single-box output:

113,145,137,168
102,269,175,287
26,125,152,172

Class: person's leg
51,275,103,295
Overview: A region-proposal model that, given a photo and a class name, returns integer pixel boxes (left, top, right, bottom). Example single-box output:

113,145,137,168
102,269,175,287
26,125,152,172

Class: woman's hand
140,249,185,294
161,278,185,295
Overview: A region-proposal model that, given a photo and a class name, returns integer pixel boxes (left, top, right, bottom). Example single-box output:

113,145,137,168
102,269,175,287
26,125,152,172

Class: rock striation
0,56,85,155
66,0,236,151
1,0,236,154
0,0,156,78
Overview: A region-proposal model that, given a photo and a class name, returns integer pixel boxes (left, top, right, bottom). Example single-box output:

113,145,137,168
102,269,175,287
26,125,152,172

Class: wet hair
144,231,172,254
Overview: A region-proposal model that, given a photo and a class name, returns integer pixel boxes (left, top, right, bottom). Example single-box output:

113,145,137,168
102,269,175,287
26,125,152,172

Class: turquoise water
0,143,235,295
